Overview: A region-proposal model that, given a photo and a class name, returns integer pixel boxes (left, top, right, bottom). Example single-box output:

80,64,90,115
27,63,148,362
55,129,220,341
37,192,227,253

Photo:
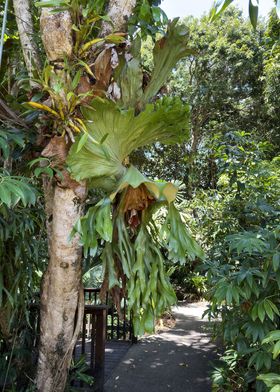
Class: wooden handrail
30,289,136,390
84,288,101,293
79,305,108,392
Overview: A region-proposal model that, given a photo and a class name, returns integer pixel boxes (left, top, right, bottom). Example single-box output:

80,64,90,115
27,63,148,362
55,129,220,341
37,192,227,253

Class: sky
161,0,275,19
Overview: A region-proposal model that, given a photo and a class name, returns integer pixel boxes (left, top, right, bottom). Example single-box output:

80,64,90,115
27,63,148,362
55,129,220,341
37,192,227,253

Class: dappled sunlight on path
104,302,218,392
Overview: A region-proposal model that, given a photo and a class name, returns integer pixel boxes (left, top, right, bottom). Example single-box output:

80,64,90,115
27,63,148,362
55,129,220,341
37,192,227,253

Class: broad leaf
160,203,205,263
142,18,194,105
209,0,234,21
67,97,190,190
110,165,178,204
249,0,259,30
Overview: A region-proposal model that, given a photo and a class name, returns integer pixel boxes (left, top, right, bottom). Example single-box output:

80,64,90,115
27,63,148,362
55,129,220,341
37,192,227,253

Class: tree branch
12,0,41,77
101,0,137,36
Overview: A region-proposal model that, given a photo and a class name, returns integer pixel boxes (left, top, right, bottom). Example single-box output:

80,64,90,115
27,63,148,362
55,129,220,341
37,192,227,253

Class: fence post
94,306,107,392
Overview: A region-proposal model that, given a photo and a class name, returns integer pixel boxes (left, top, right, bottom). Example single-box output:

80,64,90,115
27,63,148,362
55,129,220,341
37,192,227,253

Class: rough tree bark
35,1,137,391
34,8,86,392
12,0,41,76
14,0,137,390
36,187,85,392
102,0,137,35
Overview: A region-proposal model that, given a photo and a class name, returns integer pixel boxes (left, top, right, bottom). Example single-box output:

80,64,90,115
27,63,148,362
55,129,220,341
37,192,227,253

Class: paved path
104,302,218,392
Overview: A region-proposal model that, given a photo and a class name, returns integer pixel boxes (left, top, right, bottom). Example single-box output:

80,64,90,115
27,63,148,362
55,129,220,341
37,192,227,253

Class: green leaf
0,176,37,207
71,198,113,257
258,373,280,388
269,301,280,316
272,340,280,360
76,133,88,153
251,303,258,321
105,34,126,44
101,243,120,289
28,157,50,168
249,0,259,30
142,19,194,105
35,0,69,7
160,202,204,263
258,301,265,323
226,286,233,304
119,58,143,109
111,165,178,204
209,0,234,22
67,97,190,190
34,167,53,178
262,330,280,344
227,232,268,255
151,6,162,23
232,286,240,304
0,183,12,207
144,309,154,333
215,282,228,303
71,69,82,90
72,24,80,32
264,299,275,321
273,252,280,272
0,137,9,159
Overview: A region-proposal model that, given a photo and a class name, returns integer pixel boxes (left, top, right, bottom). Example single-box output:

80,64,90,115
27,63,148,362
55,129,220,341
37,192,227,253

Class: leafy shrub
185,131,280,391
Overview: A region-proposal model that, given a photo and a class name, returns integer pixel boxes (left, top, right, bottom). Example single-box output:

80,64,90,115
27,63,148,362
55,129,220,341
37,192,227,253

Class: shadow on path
104,302,218,392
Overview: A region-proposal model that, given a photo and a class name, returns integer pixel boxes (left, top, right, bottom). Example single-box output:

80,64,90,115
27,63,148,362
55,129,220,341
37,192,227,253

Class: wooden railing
84,288,135,342
73,304,108,391
73,288,136,391
29,288,135,391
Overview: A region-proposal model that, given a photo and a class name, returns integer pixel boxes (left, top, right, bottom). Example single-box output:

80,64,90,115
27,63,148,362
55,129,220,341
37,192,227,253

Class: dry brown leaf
94,48,112,91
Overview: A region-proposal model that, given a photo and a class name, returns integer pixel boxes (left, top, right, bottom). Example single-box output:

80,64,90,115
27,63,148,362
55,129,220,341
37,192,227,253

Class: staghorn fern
67,96,190,189
71,166,204,334
67,19,202,334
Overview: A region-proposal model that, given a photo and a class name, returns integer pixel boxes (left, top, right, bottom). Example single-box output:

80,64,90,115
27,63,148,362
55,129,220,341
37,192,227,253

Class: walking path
104,302,218,392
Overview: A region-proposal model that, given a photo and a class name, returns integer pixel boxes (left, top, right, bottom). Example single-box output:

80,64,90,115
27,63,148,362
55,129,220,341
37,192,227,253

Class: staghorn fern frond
65,17,199,336
160,203,205,264
142,18,195,105
71,166,204,334
67,97,190,189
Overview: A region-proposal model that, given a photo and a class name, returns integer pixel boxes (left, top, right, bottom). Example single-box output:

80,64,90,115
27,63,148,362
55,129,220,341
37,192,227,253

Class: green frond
67,97,190,189
142,18,195,104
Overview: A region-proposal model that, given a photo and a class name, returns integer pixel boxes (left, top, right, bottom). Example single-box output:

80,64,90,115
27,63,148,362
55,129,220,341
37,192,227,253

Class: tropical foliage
64,19,203,333
1,0,280,390
138,5,280,390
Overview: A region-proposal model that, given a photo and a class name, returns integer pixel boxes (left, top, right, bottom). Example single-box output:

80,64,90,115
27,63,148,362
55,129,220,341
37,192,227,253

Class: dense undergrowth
186,132,280,391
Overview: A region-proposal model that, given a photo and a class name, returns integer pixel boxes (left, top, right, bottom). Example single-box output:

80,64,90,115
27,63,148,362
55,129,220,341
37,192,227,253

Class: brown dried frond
94,48,113,91
122,184,154,212
122,184,155,230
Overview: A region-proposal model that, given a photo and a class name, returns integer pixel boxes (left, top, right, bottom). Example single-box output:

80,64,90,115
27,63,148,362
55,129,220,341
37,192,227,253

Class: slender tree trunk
12,0,41,76
101,0,137,35
15,1,137,390
36,187,84,392
34,7,86,391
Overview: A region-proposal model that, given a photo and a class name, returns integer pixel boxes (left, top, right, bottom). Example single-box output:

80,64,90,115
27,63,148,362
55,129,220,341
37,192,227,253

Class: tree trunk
36,186,84,392
31,6,87,390
12,0,41,76
101,0,137,35
34,1,136,390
